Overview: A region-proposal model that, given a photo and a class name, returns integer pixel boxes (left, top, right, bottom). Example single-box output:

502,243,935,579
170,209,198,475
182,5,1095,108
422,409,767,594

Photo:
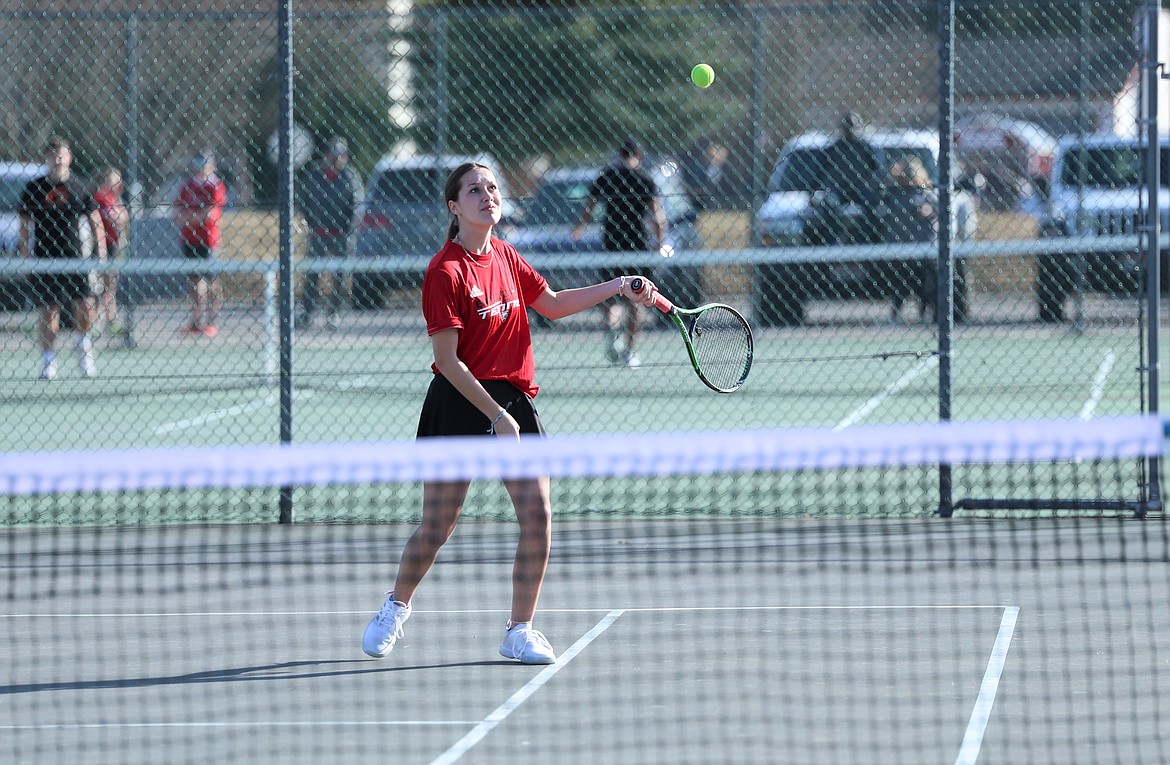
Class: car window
880,146,939,185
770,148,831,192
526,180,592,226
370,168,444,204
772,144,941,192
1059,146,1170,188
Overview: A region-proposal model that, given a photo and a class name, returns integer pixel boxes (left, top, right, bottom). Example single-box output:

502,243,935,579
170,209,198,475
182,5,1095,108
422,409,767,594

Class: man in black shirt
18,136,107,380
573,139,669,367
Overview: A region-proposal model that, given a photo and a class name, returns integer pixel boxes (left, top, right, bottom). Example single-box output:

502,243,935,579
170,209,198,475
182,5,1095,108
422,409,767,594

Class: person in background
175,150,226,337
361,161,659,665
298,137,362,329
18,136,107,380
572,138,670,368
684,138,732,212
883,155,939,323
93,167,128,342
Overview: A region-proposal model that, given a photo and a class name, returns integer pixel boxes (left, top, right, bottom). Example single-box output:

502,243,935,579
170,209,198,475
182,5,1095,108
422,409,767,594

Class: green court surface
2,303,1158,527
0,305,1156,453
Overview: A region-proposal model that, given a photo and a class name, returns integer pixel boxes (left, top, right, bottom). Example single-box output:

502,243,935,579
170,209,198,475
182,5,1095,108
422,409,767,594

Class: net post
277,0,295,525
1141,0,1162,517
935,0,955,518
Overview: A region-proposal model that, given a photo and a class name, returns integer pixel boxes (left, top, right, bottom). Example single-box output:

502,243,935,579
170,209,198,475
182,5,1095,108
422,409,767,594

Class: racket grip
628,277,674,313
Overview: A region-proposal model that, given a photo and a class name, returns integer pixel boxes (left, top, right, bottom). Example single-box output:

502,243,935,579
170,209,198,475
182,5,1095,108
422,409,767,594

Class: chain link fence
0,0,1161,451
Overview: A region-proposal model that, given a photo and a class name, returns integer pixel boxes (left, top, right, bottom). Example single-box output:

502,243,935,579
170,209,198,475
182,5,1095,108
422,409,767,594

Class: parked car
509,158,702,310
955,113,1057,210
1035,134,1170,323
752,129,980,326
351,153,516,309
0,162,46,310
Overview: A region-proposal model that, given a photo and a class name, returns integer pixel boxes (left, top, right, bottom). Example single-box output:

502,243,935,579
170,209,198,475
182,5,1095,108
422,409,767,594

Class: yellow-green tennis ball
691,63,715,89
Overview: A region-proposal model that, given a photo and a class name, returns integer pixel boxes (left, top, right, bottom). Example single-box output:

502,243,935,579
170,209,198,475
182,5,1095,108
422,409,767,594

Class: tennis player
362,161,659,664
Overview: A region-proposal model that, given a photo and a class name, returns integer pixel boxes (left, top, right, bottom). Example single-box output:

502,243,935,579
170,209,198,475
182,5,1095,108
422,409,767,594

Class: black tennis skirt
416,375,545,438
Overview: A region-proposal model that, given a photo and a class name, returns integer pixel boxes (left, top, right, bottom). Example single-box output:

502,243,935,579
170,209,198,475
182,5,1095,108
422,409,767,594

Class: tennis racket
630,277,753,393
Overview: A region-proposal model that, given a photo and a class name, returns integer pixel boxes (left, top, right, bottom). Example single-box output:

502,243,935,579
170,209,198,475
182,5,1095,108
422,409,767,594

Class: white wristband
617,276,626,298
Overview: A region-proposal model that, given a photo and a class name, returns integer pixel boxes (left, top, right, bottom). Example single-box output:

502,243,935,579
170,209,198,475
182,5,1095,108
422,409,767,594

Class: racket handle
628,277,674,313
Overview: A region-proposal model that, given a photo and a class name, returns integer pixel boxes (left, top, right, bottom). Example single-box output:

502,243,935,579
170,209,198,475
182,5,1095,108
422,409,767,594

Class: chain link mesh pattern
0,0,1157,450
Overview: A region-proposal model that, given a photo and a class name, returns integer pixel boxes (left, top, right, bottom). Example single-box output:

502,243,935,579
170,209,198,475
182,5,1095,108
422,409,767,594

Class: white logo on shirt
469,286,484,299
478,298,520,320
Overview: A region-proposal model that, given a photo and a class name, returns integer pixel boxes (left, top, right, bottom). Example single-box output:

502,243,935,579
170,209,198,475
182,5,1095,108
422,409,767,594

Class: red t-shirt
422,238,548,398
93,188,122,250
175,174,227,247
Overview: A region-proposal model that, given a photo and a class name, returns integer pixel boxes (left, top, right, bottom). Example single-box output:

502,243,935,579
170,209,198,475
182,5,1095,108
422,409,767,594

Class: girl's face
448,167,503,229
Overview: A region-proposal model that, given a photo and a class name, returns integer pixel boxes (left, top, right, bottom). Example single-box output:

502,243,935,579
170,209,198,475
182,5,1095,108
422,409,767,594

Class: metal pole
750,7,767,238
435,12,448,156
277,0,296,524
1142,0,1162,514
122,12,140,350
936,0,955,517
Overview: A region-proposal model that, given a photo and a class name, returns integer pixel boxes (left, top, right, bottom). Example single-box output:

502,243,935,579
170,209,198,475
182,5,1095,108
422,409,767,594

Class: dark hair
443,161,491,242
840,111,863,138
44,136,70,154
618,138,642,160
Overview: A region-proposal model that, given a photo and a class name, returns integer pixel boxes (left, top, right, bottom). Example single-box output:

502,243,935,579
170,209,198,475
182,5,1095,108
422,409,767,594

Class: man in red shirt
174,151,227,337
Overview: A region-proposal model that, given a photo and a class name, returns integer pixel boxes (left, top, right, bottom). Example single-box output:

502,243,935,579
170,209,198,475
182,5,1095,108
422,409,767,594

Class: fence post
1141,0,1162,515
278,0,296,524
936,0,955,517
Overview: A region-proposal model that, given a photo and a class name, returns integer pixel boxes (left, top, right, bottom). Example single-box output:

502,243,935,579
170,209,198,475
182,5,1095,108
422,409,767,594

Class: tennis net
2,416,1168,764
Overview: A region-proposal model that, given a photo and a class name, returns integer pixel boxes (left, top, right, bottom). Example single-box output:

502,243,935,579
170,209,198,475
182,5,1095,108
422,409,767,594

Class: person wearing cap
174,151,227,337
572,138,670,368
297,137,363,328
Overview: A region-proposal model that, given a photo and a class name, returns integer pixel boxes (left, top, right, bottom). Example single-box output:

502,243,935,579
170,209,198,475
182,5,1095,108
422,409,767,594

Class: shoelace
375,597,408,638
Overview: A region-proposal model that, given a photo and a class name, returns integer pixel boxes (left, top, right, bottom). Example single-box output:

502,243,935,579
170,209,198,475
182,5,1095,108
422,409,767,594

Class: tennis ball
691,63,715,89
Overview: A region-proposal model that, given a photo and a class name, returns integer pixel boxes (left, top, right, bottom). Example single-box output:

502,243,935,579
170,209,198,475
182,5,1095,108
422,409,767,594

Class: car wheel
1036,254,1070,323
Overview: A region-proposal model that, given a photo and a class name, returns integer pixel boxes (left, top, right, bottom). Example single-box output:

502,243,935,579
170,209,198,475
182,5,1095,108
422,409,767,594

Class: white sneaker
76,338,96,378
622,351,642,369
39,359,57,381
362,594,411,658
499,622,557,665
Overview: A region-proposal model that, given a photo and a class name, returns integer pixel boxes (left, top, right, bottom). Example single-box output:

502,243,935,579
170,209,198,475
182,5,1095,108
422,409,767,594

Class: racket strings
690,306,753,391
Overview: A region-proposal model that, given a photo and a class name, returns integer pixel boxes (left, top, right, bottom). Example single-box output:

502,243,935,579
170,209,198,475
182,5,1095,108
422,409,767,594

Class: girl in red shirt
362,161,659,665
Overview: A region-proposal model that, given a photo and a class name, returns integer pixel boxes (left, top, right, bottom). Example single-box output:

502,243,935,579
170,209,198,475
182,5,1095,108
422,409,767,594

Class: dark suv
752,130,979,326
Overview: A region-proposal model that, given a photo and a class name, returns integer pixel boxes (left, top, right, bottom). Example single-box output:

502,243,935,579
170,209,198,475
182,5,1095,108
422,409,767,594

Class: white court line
954,605,1020,765
0,721,478,731
428,609,625,765
153,390,316,435
833,355,939,431
0,605,1005,618
153,395,277,435
1079,350,1115,421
